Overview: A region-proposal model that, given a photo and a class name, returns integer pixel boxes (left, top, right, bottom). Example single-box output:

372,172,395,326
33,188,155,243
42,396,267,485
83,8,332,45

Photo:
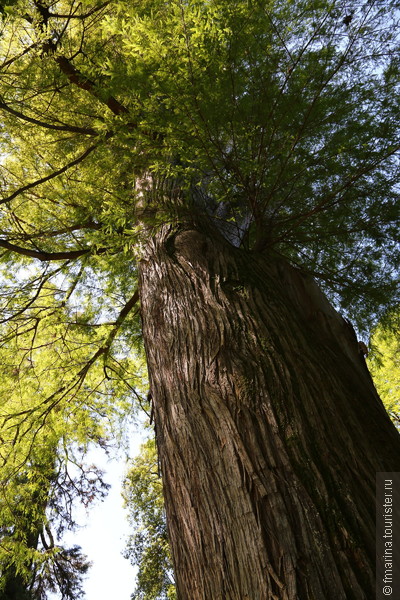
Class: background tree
0,1,399,599
124,320,400,600
123,438,176,600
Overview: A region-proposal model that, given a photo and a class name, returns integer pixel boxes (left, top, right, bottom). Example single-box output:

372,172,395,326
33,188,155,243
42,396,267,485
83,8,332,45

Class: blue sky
65,456,137,599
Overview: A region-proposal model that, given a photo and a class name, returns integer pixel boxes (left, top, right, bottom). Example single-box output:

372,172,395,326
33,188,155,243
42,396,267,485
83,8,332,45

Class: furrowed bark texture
138,223,400,600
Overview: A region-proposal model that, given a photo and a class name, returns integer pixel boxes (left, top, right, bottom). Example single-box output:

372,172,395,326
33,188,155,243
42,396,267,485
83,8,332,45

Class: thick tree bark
138,222,400,600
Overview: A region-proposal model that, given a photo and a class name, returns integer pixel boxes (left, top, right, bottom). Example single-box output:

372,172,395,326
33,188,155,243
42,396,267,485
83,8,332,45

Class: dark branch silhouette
0,238,108,261
0,98,98,136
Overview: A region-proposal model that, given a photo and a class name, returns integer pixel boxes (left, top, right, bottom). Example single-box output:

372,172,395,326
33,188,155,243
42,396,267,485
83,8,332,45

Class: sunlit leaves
0,261,145,596
3,306,142,450
0,0,399,596
368,315,400,429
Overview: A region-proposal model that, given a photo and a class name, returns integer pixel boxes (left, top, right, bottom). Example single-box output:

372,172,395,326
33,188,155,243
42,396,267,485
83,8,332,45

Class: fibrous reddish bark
139,222,400,600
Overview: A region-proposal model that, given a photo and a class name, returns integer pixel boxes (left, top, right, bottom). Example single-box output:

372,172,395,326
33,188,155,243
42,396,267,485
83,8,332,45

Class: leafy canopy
368,314,400,429
0,0,399,320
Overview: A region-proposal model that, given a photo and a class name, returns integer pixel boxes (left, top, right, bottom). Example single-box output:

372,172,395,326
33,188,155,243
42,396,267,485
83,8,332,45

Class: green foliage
0,0,398,328
0,272,147,597
0,0,18,15
0,426,94,599
123,438,176,600
368,313,400,428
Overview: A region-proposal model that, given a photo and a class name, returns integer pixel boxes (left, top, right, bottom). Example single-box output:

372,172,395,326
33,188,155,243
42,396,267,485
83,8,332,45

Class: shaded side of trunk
138,223,400,600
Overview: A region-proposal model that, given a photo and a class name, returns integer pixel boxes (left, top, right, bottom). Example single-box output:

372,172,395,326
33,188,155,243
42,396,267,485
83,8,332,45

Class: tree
0,279,138,598
0,1,399,598
0,434,90,600
123,438,176,600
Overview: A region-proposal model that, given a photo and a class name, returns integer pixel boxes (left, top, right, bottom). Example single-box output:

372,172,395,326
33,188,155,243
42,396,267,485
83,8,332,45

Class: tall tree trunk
138,222,400,600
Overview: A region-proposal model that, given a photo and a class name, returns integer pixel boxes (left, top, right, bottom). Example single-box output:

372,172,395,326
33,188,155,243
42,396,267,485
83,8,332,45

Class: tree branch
25,2,130,118
0,98,97,136
269,142,400,248
74,290,139,383
54,56,130,117
0,41,40,70
0,143,99,205
0,239,107,261
4,220,101,242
